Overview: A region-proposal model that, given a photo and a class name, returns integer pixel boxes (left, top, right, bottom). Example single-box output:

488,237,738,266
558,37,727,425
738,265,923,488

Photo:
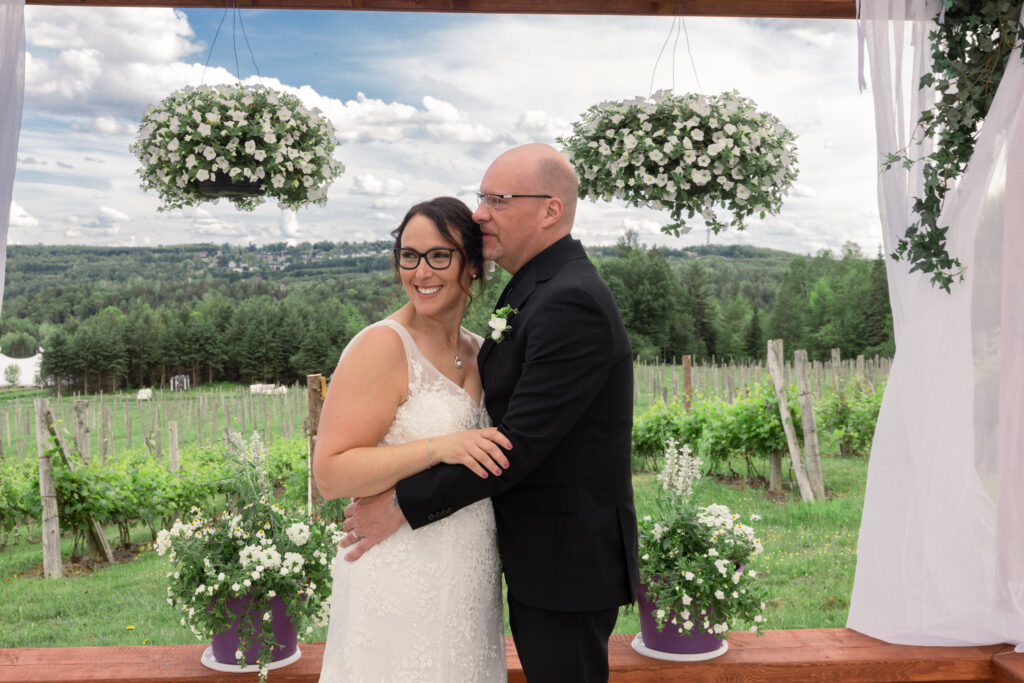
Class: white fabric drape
849,0,1024,648
0,0,25,314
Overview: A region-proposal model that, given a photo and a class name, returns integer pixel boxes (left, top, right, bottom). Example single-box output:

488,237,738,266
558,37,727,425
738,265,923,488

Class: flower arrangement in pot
131,84,345,212
155,432,342,680
634,438,767,661
559,89,797,236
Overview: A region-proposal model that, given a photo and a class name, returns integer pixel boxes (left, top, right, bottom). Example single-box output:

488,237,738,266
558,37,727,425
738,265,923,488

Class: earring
471,272,479,280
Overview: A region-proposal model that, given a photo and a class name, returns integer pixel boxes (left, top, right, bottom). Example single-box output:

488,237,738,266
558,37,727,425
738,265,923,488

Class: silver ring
351,532,362,541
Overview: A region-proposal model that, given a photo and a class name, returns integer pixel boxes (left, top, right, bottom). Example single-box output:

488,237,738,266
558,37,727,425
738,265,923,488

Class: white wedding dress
319,319,506,683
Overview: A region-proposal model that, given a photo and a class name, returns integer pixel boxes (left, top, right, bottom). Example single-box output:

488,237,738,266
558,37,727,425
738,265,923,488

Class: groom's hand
339,487,405,561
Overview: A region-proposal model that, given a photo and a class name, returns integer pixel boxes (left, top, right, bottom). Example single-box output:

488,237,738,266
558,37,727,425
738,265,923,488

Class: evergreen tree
0,330,38,358
681,259,719,360
769,256,811,355
744,306,765,360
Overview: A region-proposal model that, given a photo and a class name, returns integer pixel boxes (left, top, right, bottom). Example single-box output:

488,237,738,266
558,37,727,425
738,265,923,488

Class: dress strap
374,319,418,359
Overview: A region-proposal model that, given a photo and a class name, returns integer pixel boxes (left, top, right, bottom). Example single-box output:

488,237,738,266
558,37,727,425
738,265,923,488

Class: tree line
0,236,893,391
597,231,893,363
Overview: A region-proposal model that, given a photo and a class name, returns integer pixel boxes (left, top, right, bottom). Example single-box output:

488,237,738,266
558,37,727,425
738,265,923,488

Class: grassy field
1,448,864,648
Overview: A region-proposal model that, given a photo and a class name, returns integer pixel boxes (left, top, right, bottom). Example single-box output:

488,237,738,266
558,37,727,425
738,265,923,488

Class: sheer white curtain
0,0,25,314
849,0,1024,648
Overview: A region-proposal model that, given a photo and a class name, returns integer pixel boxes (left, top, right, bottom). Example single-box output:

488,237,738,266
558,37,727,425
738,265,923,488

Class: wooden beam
22,0,857,19
0,631,1019,682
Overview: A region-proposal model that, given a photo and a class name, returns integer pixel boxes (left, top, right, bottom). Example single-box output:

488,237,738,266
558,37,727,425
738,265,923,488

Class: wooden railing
2,629,1022,682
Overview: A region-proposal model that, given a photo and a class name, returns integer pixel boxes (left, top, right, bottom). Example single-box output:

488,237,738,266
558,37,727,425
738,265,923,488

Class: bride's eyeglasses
394,247,456,270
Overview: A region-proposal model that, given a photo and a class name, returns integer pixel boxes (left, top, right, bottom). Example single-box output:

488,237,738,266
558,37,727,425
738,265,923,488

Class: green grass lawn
0,454,864,649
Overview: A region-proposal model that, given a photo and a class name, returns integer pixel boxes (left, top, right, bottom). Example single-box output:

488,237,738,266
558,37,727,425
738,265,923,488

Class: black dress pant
507,593,619,683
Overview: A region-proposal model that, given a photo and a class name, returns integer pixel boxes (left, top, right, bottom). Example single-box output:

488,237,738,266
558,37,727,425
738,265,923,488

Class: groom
340,143,639,681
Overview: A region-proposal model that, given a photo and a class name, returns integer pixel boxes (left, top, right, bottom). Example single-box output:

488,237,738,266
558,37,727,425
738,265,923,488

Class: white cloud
9,202,40,228
91,117,134,135
512,110,570,143
98,205,130,224
189,207,245,237
352,174,406,197
369,212,396,222
371,198,404,209
62,205,131,237
280,210,301,238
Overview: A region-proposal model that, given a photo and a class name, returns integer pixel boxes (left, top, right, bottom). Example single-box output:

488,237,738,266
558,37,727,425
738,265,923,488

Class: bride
313,196,511,682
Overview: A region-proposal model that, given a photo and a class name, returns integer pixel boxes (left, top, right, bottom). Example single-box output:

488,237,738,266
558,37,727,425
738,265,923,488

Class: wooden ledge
1,629,1021,682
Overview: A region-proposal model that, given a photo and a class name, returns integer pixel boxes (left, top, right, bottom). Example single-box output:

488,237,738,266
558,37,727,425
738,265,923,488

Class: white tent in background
0,350,41,387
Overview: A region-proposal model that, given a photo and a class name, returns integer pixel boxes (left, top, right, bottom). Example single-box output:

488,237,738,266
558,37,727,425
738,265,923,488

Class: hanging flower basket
559,90,798,235
131,84,345,212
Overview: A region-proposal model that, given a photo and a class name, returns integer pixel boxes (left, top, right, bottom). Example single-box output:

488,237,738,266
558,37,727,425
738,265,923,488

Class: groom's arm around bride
342,143,640,682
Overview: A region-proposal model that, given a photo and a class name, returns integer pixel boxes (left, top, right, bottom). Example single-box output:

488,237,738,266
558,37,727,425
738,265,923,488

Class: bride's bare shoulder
337,323,406,373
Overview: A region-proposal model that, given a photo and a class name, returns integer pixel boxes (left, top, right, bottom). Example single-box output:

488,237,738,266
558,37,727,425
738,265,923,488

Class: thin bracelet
427,438,433,468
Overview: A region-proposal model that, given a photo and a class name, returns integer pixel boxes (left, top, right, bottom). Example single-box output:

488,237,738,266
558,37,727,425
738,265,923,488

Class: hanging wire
199,0,264,86
671,13,681,92
231,2,241,81
648,8,704,99
681,16,703,95
648,14,678,99
236,5,264,82
201,8,230,85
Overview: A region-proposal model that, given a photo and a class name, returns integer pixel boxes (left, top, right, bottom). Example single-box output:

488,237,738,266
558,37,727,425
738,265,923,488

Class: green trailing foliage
885,0,1024,291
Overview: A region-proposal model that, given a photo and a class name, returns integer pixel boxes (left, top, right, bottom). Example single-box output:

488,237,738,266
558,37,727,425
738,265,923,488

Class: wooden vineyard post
681,355,693,413
73,400,90,465
42,403,115,564
101,404,113,462
123,403,132,448
794,350,826,500
168,422,180,474
306,374,326,513
264,396,272,445
766,340,815,502
34,399,62,578
830,348,841,390
633,367,640,407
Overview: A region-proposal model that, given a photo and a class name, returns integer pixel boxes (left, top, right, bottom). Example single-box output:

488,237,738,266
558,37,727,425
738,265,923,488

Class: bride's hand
431,428,512,478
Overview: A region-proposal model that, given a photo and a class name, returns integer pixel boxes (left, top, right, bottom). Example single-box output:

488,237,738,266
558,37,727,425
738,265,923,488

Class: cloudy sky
9,7,883,255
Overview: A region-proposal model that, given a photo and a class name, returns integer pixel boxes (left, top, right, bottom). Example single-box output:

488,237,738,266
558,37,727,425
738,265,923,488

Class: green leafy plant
639,438,766,638
131,84,345,211
559,90,798,235
884,1,1024,291
818,380,884,458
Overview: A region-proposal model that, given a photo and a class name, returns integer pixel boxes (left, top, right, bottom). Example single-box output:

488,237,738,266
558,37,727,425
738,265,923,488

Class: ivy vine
884,0,1024,291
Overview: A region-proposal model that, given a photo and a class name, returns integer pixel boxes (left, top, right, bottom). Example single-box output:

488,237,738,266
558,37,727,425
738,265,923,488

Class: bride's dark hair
390,197,486,301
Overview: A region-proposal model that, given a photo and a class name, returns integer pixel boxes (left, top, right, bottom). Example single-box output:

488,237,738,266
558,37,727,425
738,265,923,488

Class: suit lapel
477,236,585,373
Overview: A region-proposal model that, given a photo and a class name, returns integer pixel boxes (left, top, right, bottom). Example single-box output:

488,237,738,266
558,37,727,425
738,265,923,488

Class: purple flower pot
210,594,297,666
637,582,723,655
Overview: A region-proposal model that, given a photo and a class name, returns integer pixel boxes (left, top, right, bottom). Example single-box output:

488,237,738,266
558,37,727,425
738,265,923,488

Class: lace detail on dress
319,320,505,683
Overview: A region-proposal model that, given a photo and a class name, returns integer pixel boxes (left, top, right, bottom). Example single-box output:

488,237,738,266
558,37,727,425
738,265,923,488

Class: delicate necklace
452,335,463,370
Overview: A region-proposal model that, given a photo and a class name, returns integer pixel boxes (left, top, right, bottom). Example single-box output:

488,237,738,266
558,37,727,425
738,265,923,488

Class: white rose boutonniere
488,305,518,343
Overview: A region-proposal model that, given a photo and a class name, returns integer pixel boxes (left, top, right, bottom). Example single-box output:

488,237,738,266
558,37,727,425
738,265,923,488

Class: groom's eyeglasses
476,193,552,210
394,247,456,270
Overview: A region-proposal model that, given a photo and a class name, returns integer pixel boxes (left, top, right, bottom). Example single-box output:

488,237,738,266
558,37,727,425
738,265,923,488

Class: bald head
494,144,578,231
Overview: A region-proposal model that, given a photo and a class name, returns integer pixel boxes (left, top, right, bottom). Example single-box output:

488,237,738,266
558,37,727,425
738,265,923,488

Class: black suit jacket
395,236,639,612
